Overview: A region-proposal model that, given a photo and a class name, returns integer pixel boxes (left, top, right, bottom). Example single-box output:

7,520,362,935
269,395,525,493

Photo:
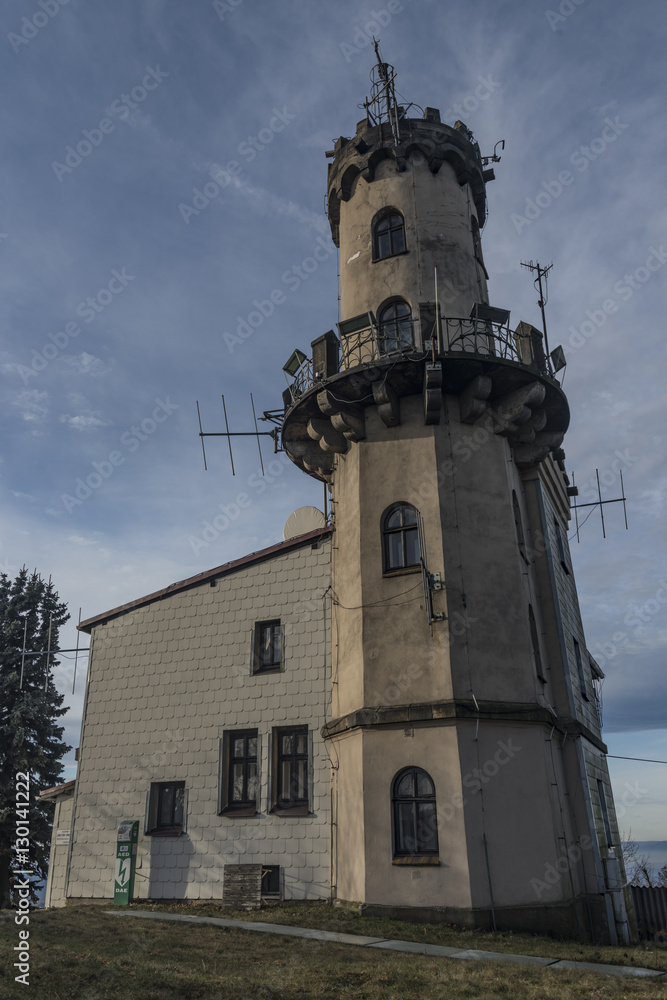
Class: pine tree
0,569,71,908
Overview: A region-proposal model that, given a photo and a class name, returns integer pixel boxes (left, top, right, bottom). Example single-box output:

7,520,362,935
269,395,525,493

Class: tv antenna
362,41,403,144
196,394,283,476
569,469,629,542
17,606,90,694
521,259,553,358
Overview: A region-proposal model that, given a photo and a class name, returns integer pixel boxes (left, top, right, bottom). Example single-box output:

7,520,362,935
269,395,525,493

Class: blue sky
1,0,665,848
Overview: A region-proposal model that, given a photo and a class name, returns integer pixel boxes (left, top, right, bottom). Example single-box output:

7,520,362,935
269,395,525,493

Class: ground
0,902,665,999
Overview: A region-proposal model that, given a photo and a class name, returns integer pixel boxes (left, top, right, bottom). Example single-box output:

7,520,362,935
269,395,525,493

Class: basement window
261,865,281,898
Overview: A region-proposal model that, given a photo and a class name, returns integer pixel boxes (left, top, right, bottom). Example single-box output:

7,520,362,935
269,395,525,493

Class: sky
1,0,665,851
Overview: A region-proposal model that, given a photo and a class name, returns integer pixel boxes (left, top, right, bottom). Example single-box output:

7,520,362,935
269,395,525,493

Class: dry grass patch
131,899,667,972
0,905,665,1000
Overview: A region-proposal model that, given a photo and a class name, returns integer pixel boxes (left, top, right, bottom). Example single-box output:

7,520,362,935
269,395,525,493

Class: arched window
383,503,420,571
392,767,439,857
373,209,406,260
378,300,413,354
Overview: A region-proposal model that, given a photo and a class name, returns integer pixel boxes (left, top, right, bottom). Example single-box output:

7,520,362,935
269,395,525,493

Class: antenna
196,395,283,477
521,259,553,358
363,40,402,144
44,613,53,692
570,469,629,542
19,617,27,690
72,608,82,695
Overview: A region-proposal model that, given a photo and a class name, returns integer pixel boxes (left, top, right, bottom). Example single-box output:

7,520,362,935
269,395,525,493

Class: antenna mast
521,259,553,358
364,40,401,145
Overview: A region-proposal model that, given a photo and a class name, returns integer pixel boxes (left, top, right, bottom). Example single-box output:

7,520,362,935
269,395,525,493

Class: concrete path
107,909,666,980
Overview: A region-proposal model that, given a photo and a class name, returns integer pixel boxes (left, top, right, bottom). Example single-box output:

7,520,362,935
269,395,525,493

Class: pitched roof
39,779,76,800
78,526,332,633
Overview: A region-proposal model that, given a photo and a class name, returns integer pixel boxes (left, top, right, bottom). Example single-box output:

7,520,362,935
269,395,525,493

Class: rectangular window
261,865,281,898
573,638,588,700
554,516,570,573
253,620,282,672
597,779,614,847
220,730,259,816
271,727,309,815
146,781,185,836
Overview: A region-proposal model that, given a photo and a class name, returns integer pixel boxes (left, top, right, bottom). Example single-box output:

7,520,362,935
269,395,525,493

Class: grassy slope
133,899,667,972
0,905,664,1000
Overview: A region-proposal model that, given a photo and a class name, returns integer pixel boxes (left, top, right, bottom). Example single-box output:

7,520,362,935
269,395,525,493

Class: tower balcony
281,305,569,483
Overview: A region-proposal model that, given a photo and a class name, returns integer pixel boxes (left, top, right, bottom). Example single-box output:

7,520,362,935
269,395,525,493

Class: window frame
596,779,614,848
219,730,259,817
573,637,589,700
146,780,186,837
382,502,421,575
554,516,570,574
377,298,414,354
528,605,545,682
512,490,529,563
252,619,283,673
270,726,310,816
391,767,440,862
261,864,281,898
372,208,407,262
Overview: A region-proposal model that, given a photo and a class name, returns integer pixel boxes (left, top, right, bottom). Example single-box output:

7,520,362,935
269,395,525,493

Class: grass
132,899,667,972
0,904,664,1000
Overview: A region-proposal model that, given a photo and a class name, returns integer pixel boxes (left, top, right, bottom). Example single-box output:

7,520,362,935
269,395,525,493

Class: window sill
383,566,421,578
270,804,310,817
252,665,282,675
146,827,183,837
392,856,440,866
372,249,410,264
219,806,257,818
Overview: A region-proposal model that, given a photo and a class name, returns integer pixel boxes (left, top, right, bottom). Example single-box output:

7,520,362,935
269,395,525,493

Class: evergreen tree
0,569,71,908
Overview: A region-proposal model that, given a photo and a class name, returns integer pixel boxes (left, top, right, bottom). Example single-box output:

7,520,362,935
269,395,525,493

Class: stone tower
282,55,634,942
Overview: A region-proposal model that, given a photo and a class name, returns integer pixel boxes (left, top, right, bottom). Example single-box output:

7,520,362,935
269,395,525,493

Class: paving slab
548,958,663,978
105,910,666,979
450,948,557,966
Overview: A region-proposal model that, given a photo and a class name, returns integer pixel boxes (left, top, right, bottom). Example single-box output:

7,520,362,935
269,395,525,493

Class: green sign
114,821,139,905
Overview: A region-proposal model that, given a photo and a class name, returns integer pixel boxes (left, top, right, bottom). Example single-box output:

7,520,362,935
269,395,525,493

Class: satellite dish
283,506,326,541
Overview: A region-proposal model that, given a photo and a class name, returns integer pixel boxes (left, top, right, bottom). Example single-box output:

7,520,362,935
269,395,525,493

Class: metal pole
250,393,265,476
536,266,551,359
72,608,81,695
596,469,606,539
20,618,27,690
44,613,53,692
221,395,236,476
433,267,439,361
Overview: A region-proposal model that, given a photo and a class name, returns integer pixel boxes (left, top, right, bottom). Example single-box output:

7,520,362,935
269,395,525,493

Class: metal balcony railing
285,312,553,404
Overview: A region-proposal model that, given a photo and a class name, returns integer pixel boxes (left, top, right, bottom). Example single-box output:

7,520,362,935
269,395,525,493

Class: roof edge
39,779,76,799
79,526,333,633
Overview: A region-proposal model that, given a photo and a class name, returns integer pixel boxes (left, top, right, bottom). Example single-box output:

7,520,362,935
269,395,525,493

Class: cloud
59,412,113,431
62,353,113,377
11,390,49,422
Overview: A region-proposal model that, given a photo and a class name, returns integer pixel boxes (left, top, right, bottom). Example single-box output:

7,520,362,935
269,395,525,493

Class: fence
630,885,667,944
